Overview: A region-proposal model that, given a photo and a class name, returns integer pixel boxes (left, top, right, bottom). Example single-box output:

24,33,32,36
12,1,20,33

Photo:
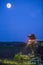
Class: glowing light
6,3,12,8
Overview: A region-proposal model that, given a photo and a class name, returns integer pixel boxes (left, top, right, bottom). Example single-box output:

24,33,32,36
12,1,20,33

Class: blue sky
0,0,43,42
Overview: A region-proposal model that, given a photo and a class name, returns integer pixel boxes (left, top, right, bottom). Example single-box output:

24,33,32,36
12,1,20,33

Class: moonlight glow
6,3,12,8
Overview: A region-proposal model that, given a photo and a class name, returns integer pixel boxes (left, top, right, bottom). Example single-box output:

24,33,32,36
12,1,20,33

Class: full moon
6,3,12,8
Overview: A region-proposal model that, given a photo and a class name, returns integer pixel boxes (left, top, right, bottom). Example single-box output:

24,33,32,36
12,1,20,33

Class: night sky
0,0,43,42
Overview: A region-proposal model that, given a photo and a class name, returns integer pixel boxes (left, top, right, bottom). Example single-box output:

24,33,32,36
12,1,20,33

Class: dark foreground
0,42,43,65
